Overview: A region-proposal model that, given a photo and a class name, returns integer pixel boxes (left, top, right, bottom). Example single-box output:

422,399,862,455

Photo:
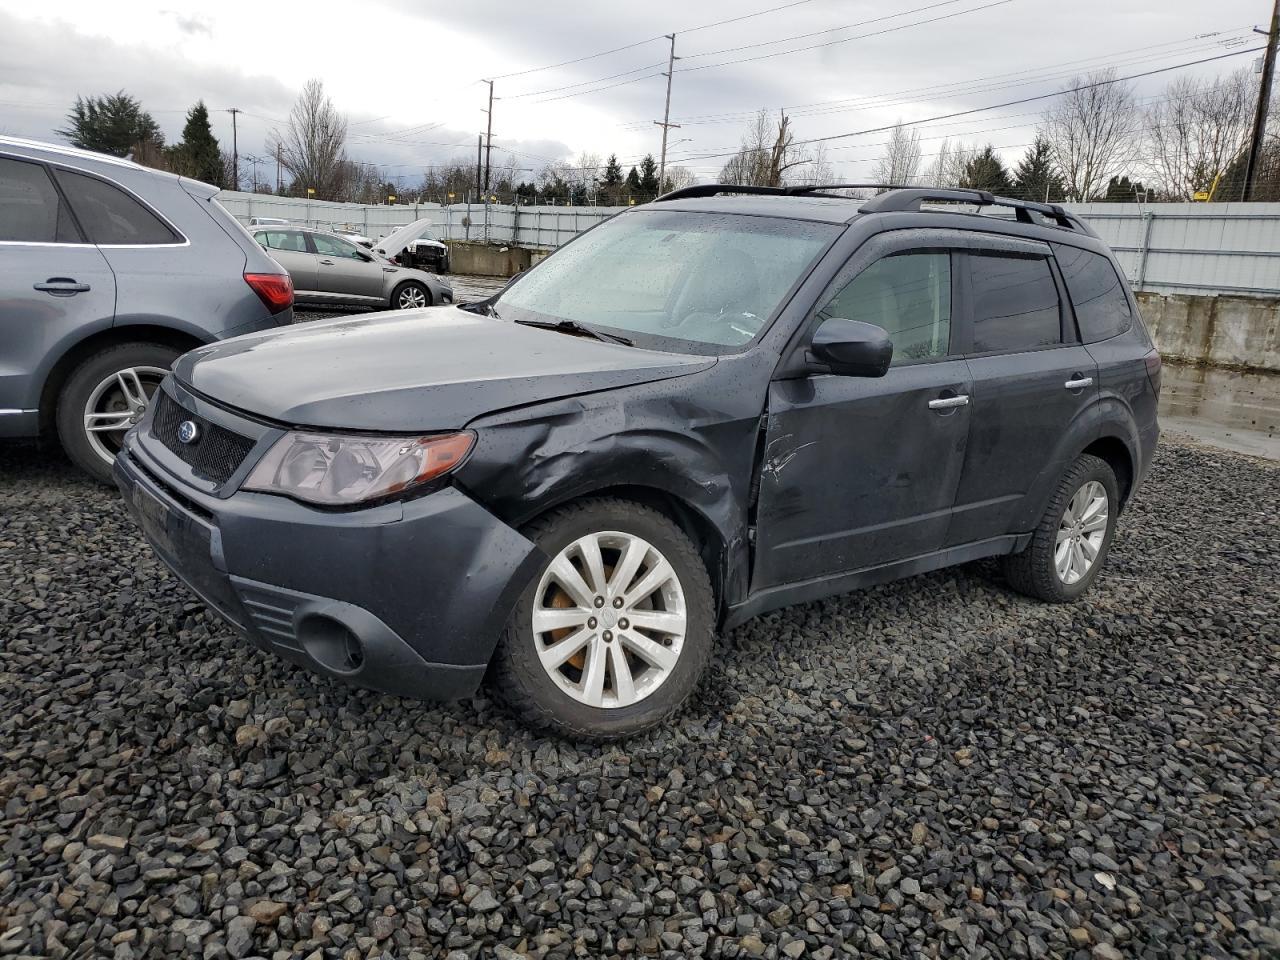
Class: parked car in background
251,225,452,310
332,225,373,248
0,135,294,483
249,216,289,226
375,217,450,273
117,184,1159,739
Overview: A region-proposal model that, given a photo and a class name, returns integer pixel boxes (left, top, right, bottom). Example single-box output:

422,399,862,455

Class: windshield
494,208,839,353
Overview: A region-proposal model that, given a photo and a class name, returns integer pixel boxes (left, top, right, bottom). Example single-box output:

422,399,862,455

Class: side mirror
809,318,893,377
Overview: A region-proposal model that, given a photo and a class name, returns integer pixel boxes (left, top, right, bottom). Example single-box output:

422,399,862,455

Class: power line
488,0,823,81
511,0,1016,105
669,44,1267,164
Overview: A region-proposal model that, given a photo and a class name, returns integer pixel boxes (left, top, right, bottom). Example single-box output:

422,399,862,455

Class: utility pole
475,134,483,204
1243,0,1279,200
655,34,680,196
227,108,241,191
482,80,494,193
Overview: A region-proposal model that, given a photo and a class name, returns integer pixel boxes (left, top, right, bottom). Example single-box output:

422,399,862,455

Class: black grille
150,392,254,485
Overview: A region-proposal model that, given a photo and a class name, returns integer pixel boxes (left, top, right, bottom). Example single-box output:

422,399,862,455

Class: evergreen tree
1099,176,1146,202
1011,136,1065,202
638,154,659,196
58,91,162,157
168,101,224,186
959,144,1012,195
602,154,623,187
624,166,642,196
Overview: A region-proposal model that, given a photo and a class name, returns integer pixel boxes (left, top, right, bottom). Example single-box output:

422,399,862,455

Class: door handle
34,279,91,296
928,394,969,410
318,258,335,265
1064,376,1094,390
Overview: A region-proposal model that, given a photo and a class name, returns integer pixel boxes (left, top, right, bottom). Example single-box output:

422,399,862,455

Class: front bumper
115,426,542,701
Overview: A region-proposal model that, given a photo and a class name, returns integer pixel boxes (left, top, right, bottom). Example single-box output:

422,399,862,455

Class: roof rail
858,187,1092,235
654,183,910,202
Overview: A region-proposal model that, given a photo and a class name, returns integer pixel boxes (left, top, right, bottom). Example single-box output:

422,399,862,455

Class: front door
945,247,1100,545
0,155,116,424
310,233,384,302
753,244,972,590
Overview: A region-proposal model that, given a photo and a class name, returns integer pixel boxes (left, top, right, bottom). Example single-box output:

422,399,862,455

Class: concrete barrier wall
1137,293,1280,374
444,242,531,277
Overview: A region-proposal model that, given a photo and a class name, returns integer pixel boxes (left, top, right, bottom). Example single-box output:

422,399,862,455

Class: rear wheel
393,281,431,310
490,499,715,740
1001,454,1119,602
56,342,178,484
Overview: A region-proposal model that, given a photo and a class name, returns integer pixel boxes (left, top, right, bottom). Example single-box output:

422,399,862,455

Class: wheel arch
1081,434,1135,510
515,482,730,623
38,324,208,437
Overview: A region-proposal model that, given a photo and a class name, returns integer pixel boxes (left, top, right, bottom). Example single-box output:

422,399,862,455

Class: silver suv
0,136,294,482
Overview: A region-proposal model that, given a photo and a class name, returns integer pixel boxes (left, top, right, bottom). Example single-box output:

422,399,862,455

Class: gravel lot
2,430,1278,958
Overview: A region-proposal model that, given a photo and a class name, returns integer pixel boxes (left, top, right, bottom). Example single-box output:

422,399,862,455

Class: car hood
173,307,715,431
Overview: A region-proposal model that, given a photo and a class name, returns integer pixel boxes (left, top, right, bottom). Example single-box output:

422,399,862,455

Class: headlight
243,431,473,506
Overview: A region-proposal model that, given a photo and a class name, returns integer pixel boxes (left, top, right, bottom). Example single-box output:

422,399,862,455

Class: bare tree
873,122,923,187
1042,69,1139,201
923,138,977,188
718,109,820,186
269,79,350,201
661,165,697,192
1144,70,1254,200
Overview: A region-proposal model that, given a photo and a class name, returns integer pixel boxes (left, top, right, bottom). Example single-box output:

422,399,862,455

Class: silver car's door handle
34,279,91,296
1064,377,1094,389
318,258,335,265
928,395,969,410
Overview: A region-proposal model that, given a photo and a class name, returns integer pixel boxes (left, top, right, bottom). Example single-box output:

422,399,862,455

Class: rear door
256,229,317,294
753,232,972,589
311,233,385,302
945,240,1099,546
0,155,116,429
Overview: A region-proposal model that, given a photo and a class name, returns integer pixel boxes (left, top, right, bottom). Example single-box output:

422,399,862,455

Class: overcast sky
0,0,1266,187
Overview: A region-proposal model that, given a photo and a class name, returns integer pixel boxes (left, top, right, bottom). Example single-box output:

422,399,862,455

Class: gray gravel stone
2,438,1278,959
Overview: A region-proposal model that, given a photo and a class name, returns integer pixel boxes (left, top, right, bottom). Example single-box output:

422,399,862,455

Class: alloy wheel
532,531,687,709
397,285,428,309
1055,480,1109,585
82,366,167,466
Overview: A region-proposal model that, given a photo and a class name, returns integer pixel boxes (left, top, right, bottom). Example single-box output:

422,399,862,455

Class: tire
490,498,716,740
56,342,179,484
392,281,431,310
1001,454,1119,603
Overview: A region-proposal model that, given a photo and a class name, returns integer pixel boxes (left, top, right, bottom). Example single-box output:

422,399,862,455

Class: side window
817,251,952,364
262,230,306,252
53,169,180,245
1053,244,1132,342
312,233,364,260
967,252,1061,353
0,157,81,243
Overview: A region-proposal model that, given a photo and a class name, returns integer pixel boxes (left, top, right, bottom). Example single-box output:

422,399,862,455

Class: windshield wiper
514,318,633,346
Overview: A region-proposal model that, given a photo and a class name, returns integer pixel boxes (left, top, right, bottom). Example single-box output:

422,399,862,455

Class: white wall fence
217,191,1280,298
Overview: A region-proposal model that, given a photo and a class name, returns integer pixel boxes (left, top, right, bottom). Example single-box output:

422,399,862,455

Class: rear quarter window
1053,244,1132,342
967,251,1061,354
53,168,181,245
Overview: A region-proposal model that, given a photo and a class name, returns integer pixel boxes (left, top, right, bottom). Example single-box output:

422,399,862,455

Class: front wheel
56,342,178,484
1001,454,1119,602
490,499,716,740
393,281,431,310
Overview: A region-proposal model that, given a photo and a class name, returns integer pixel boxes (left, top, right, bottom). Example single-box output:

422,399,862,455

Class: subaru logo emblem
177,420,200,444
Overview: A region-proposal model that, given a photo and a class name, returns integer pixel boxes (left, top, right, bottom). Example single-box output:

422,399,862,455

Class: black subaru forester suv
116,185,1160,739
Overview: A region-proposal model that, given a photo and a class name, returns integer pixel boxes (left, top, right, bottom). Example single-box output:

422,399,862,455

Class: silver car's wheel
82,365,167,466
532,531,688,709
395,283,429,309
1055,480,1109,584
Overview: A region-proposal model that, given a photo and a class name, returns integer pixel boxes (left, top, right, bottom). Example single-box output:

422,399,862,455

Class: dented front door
751,360,973,591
